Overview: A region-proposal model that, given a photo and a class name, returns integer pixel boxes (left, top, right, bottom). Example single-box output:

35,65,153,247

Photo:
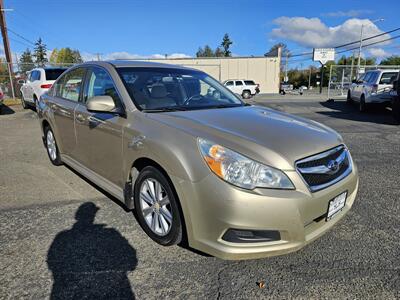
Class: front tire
359,95,368,112
44,126,62,166
21,95,29,109
347,91,353,104
134,166,183,246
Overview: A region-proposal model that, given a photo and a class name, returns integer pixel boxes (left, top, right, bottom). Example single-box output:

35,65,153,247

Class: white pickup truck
223,79,260,99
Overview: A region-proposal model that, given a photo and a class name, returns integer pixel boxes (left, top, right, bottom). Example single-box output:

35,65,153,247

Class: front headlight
198,138,294,190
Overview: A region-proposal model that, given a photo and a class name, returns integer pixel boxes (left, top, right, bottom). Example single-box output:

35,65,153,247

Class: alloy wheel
139,178,173,236
46,130,57,161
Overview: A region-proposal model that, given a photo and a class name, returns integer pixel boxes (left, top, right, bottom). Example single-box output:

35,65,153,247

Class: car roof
102,60,198,71
367,69,399,73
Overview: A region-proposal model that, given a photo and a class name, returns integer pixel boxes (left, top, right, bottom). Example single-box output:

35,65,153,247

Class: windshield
117,67,244,111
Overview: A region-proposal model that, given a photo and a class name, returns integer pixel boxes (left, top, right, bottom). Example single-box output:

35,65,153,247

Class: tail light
371,84,378,93
40,84,52,89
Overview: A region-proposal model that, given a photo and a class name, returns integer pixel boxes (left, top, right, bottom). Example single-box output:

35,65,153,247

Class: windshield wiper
142,106,189,113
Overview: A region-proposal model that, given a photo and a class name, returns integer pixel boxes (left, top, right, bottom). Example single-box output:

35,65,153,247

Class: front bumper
174,164,358,260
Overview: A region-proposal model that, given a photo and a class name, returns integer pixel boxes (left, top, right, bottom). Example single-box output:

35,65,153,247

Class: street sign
313,48,335,65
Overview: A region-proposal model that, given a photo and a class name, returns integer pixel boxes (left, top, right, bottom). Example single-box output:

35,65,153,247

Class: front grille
296,145,352,192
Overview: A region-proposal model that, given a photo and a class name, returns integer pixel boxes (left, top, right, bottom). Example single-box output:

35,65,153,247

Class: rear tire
242,90,251,99
133,166,183,246
44,126,63,166
359,95,367,112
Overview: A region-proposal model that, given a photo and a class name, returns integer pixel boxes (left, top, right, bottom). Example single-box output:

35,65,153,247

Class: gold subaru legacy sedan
37,61,359,260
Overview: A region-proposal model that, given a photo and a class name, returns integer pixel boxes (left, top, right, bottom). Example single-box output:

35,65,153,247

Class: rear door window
45,69,67,81
235,81,243,86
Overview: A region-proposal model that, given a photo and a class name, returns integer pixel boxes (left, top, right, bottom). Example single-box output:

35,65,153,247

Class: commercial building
143,55,281,94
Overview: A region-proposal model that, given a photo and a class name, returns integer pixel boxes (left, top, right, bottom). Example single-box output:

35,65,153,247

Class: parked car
223,79,259,99
37,61,358,260
347,69,399,112
279,82,293,95
392,73,400,123
20,67,67,109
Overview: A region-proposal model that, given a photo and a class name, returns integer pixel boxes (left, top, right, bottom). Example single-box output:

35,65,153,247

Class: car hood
147,105,343,170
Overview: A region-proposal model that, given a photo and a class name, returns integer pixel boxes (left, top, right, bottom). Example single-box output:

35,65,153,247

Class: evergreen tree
221,33,232,57
19,48,35,73
34,38,48,67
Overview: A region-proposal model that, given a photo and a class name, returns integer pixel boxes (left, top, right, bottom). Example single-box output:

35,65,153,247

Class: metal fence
1,62,76,100
327,64,400,100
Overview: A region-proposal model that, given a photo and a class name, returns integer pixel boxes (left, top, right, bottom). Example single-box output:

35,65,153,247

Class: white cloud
81,51,191,61
322,10,373,18
367,47,390,58
271,17,391,49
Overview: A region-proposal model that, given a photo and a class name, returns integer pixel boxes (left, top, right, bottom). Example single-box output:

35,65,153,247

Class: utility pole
308,67,311,89
319,64,324,94
95,53,102,61
0,0,15,99
357,18,384,77
350,51,355,81
284,52,289,82
357,24,364,76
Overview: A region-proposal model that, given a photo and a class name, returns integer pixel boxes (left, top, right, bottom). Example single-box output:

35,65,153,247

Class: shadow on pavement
0,104,15,115
47,202,138,299
318,100,398,125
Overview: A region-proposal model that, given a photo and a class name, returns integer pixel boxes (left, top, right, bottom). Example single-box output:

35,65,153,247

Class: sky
4,0,400,66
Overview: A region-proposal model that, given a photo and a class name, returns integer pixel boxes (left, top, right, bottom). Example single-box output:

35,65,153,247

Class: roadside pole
308,68,311,90
327,64,333,100
340,67,345,96
320,64,324,94
0,1,15,100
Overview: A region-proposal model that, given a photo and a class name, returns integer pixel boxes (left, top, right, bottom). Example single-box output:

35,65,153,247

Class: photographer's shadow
47,202,137,299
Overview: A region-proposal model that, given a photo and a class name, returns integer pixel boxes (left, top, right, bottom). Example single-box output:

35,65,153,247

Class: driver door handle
76,113,85,123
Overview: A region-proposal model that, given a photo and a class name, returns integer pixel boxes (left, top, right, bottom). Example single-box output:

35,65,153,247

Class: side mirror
87,95,115,112
17,79,25,84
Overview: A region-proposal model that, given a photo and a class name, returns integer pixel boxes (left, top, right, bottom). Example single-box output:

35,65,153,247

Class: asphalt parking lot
1,96,399,299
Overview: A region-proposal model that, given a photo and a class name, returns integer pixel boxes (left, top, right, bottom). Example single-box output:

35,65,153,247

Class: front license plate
326,191,347,221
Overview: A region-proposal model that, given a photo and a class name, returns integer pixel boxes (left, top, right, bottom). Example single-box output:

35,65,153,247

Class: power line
335,27,400,49
9,36,32,48
336,34,400,55
7,27,35,46
289,26,400,58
